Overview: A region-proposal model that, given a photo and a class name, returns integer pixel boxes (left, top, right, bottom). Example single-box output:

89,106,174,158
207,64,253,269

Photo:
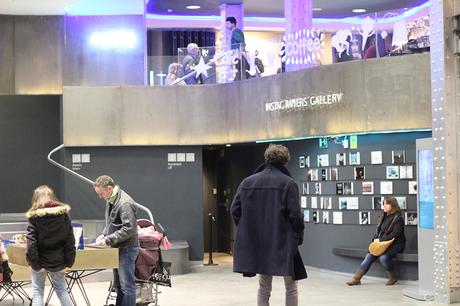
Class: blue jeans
32,269,72,306
359,253,394,273
113,246,140,306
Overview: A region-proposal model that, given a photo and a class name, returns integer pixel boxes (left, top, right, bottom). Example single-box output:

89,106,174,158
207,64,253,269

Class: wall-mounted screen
418,149,434,229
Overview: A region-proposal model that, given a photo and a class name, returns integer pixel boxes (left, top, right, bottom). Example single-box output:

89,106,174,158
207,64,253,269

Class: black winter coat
231,163,307,280
26,202,76,272
372,212,406,257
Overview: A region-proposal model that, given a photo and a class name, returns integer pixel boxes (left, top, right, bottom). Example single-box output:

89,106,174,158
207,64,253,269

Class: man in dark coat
231,144,307,306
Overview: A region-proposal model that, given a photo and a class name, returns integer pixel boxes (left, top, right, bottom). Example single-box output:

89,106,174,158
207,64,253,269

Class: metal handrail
47,144,154,223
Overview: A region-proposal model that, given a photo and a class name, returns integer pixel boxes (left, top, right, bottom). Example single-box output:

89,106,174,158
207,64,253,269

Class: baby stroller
105,219,171,306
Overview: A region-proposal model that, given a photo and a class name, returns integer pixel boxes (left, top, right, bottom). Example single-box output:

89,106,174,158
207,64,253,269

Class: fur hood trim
26,204,71,219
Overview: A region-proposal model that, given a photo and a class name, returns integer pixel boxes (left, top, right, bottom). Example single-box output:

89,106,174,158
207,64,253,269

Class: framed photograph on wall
317,154,329,167
307,169,313,182
299,156,305,168
392,150,406,164
303,210,310,222
371,151,383,164
321,168,328,181
339,197,348,210
311,197,318,209
408,181,417,194
386,166,400,179
333,212,343,224
372,196,384,210
302,182,309,195
301,196,307,209
343,182,354,195
347,197,359,210
312,211,319,223
336,182,343,195
349,152,360,165
308,169,318,181
320,197,332,209
354,166,365,180
400,166,414,179
359,211,370,225
380,181,393,194
314,182,321,195
312,169,318,181
362,182,374,194
336,153,346,166
395,196,407,210
305,156,310,168
330,168,338,181
322,211,330,224
405,212,418,225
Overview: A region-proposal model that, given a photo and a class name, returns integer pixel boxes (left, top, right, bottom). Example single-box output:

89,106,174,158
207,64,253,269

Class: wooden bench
332,247,418,263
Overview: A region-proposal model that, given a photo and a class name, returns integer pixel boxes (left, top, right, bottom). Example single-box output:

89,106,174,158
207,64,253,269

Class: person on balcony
182,43,203,85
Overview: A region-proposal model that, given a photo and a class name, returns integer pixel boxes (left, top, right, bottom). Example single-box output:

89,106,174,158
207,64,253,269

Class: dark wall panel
0,95,61,214
61,146,203,260
221,131,431,280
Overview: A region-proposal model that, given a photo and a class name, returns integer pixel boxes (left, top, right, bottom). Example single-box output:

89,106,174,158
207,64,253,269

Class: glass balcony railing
147,4,430,85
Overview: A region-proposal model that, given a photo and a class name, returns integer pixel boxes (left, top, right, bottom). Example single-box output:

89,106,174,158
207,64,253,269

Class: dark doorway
202,148,233,254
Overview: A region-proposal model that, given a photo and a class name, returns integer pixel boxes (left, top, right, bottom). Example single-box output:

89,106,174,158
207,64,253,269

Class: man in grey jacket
94,175,139,306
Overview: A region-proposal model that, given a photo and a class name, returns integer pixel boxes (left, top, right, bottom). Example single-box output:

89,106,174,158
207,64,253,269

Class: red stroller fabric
135,233,160,280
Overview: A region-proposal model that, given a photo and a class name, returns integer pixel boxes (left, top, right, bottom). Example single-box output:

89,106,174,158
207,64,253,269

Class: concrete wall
0,14,145,94
63,53,431,146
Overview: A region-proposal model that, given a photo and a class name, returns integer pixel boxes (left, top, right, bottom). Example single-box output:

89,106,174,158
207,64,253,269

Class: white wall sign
265,92,344,112
167,152,196,169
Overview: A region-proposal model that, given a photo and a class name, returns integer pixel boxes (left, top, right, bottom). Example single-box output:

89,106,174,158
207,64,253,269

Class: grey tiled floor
1,254,446,305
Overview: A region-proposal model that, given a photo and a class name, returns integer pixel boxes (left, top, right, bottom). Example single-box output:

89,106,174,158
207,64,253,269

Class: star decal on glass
193,57,212,79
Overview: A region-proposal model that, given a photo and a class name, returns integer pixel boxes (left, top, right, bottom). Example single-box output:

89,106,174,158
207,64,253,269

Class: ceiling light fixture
186,5,201,10
352,8,367,13
312,8,322,11
167,9,173,13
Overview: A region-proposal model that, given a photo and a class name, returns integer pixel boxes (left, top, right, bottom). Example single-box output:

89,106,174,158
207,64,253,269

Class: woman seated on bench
346,197,406,286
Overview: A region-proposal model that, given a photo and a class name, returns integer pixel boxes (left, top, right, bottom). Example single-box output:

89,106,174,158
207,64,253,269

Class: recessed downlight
186,5,201,10
352,8,367,13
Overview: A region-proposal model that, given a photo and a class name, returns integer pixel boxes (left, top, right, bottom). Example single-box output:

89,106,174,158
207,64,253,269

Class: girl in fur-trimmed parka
26,185,76,306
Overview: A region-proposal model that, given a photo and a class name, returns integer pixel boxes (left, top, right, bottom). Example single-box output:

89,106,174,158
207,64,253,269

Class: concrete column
284,0,313,71
430,0,460,303
219,3,244,51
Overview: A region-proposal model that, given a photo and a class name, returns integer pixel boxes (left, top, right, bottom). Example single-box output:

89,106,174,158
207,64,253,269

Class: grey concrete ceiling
147,0,428,18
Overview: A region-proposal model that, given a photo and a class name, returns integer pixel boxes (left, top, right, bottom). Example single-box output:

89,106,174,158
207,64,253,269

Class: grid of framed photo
299,149,417,226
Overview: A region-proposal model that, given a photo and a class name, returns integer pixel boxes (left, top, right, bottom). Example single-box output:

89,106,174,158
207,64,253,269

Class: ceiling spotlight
167,9,173,13
226,144,232,147
352,8,367,13
312,8,322,11
186,5,201,10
